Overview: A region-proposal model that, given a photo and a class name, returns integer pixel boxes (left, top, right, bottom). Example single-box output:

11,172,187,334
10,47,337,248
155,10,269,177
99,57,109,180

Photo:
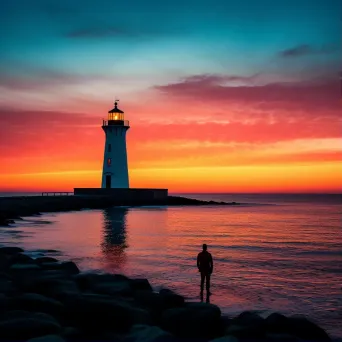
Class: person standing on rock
197,243,213,295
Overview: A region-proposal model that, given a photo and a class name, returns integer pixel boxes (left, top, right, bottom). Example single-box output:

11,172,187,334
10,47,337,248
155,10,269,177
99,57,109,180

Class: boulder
226,311,266,339
10,263,41,271
27,334,66,342
130,278,153,292
0,278,16,294
9,252,36,265
35,257,59,264
24,278,80,299
0,312,61,340
266,313,290,333
9,293,64,317
0,246,24,255
125,324,174,342
265,332,300,341
64,295,143,333
92,280,133,297
286,315,330,341
38,261,79,275
210,336,239,342
74,272,131,292
161,302,222,339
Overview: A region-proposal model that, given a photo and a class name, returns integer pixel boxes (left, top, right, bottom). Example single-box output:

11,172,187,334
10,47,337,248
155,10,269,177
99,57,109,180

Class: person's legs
206,273,211,292
200,272,205,292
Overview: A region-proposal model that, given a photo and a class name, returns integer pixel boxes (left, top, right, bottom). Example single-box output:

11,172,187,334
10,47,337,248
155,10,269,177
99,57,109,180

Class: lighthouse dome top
108,101,124,114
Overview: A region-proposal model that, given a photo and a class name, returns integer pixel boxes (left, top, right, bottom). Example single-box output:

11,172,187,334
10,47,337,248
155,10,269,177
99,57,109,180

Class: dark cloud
154,74,341,113
279,44,339,58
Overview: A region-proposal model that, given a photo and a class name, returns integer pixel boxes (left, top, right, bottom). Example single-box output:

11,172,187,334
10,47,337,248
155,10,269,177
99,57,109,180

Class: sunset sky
0,0,341,193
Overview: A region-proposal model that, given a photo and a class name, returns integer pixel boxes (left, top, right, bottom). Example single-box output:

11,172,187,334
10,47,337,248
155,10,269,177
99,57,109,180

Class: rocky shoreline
0,246,332,342
0,195,239,226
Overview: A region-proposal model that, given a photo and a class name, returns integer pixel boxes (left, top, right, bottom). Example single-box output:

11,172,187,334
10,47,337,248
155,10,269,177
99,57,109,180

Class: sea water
0,193,341,338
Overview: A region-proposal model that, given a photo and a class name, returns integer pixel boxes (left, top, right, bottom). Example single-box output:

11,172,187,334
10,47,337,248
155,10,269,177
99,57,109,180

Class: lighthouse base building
74,100,168,202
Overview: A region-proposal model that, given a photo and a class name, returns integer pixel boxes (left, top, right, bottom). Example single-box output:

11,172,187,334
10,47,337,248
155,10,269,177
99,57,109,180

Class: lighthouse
101,100,130,189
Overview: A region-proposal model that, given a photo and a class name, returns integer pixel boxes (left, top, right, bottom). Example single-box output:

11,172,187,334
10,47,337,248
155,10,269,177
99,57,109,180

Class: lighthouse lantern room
101,100,130,189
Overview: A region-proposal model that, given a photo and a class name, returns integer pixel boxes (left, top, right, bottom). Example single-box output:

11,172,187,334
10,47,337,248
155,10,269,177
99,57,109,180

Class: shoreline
0,195,239,226
0,245,332,342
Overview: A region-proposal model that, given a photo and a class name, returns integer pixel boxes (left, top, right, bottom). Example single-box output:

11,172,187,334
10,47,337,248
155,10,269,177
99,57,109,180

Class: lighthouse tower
101,101,130,189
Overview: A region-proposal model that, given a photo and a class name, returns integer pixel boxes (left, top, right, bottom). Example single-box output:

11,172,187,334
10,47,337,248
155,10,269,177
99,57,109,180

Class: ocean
0,193,341,338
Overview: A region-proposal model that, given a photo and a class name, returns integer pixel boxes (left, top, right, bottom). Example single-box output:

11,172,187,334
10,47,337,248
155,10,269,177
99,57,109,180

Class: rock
0,294,9,313
266,313,290,333
226,311,266,339
65,296,141,333
130,278,153,292
266,332,300,341
225,324,265,340
9,293,64,317
0,312,61,340
210,336,239,342
92,280,133,297
35,257,59,264
10,263,41,271
233,311,265,327
74,272,130,292
159,289,185,309
286,315,330,341
161,302,222,339
0,246,24,255
39,261,79,275
9,252,36,265
125,324,174,342
0,278,16,294
27,334,66,342
24,278,80,299
61,326,83,340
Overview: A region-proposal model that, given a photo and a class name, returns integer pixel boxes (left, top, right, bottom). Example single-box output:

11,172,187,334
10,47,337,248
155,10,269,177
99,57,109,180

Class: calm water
0,193,341,338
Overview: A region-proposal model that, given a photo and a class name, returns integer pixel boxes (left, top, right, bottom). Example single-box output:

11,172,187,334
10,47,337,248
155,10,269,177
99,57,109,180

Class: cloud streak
279,44,339,58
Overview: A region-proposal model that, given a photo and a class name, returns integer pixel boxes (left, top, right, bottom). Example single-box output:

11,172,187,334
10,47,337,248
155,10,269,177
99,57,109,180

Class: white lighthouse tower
101,100,130,189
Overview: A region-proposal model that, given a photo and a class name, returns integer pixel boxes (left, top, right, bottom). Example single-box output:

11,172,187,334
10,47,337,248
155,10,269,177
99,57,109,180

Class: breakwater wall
0,195,238,226
0,245,332,342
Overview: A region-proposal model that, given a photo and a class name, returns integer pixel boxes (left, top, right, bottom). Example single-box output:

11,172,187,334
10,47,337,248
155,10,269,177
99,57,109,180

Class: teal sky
1,0,340,93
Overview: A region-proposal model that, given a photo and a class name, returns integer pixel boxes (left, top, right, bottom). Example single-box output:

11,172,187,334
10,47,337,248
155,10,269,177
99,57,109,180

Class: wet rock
161,302,222,339
25,278,80,299
233,311,265,327
266,332,300,341
10,263,41,271
65,295,140,333
159,289,185,309
226,311,266,339
0,278,16,295
286,315,330,341
0,246,24,255
0,312,61,340
130,278,153,292
210,335,239,342
39,261,79,275
61,326,82,340
266,313,290,333
125,324,174,342
9,252,36,265
92,280,133,297
225,324,265,340
27,334,66,342
74,272,130,292
0,294,9,313
9,293,64,317
35,257,59,264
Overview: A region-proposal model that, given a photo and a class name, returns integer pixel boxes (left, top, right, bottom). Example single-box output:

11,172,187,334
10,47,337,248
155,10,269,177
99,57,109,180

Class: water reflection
101,207,128,271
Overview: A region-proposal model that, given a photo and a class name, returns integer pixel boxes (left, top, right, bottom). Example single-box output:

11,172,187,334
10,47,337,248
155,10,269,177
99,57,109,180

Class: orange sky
0,89,341,193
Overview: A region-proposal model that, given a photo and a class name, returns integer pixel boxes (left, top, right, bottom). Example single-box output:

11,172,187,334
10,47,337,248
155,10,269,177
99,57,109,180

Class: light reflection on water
0,197,341,338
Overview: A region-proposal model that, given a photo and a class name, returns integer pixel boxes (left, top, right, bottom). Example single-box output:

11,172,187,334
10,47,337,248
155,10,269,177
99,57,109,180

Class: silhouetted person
197,243,213,294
